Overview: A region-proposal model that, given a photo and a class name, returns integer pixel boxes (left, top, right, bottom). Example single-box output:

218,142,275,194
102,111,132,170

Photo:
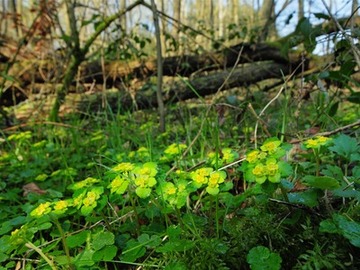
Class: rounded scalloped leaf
302,175,340,190
206,186,220,195
135,187,152,198
247,246,282,270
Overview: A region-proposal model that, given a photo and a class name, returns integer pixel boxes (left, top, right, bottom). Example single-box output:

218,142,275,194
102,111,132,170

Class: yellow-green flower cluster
206,171,226,195
112,162,134,173
190,167,213,188
132,162,157,198
30,199,72,218
190,168,227,195
164,143,187,156
304,136,332,149
242,138,291,184
108,162,134,195
207,148,239,167
108,175,129,195
69,177,100,190
72,187,104,215
108,162,158,199
128,147,150,160
159,179,189,208
10,225,29,246
30,202,52,218
251,158,281,184
8,131,32,142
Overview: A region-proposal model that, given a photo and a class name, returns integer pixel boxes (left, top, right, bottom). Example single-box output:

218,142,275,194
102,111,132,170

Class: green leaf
182,213,208,229
321,165,343,180
319,219,340,234
314,13,330,20
167,225,182,240
66,231,88,248
329,134,359,161
328,101,339,117
0,252,8,263
81,205,95,216
280,179,294,191
220,181,233,192
302,175,340,190
36,222,53,231
332,188,360,201
278,161,293,177
156,239,195,253
135,187,151,198
288,189,319,207
165,261,187,270
92,245,117,261
333,214,360,247
137,234,161,248
206,186,220,195
347,92,360,104
120,239,146,263
92,231,115,251
246,246,282,270
74,248,95,267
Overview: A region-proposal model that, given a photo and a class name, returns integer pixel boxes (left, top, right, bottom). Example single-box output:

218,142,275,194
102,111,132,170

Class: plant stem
53,218,73,269
25,242,57,270
313,149,320,176
215,196,220,238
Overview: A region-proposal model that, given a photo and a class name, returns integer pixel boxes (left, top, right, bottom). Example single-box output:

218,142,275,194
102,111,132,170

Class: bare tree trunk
172,0,181,39
49,0,144,121
218,0,224,39
8,0,19,37
231,0,239,25
150,0,165,132
258,0,276,42
298,0,304,21
159,0,167,55
120,0,127,35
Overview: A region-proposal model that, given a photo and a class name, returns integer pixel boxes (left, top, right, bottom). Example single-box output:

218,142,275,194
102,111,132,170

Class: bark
12,60,293,120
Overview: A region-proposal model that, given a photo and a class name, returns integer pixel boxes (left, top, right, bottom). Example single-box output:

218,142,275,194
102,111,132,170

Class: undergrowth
0,86,359,269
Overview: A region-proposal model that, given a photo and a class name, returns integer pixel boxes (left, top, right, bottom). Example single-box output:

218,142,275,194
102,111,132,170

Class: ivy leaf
246,246,282,270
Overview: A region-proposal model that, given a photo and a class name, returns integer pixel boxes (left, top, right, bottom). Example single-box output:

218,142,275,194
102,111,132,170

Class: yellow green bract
243,138,290,184
304,136,332,149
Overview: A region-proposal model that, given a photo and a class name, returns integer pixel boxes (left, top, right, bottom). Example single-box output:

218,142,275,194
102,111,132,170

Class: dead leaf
22,182,47,196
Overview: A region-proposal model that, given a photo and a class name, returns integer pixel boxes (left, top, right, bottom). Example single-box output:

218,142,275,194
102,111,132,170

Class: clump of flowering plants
241,138,293,185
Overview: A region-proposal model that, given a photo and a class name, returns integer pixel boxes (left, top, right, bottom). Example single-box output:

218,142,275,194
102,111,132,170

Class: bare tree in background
258,0,276,42
172,0,181,40
298,0,304,21
120,0,127,33
150,0,165,132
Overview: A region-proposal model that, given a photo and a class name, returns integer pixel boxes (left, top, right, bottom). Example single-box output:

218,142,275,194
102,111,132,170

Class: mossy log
12,60,292,120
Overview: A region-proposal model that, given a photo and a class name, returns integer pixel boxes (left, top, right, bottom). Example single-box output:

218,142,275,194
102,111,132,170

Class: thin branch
321,0,360,68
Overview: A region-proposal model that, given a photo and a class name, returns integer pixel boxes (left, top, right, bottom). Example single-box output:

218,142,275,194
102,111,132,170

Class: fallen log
12,60,292,120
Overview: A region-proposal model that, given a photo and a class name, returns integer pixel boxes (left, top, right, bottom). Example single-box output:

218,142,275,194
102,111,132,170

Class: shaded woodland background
0,0,359,126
